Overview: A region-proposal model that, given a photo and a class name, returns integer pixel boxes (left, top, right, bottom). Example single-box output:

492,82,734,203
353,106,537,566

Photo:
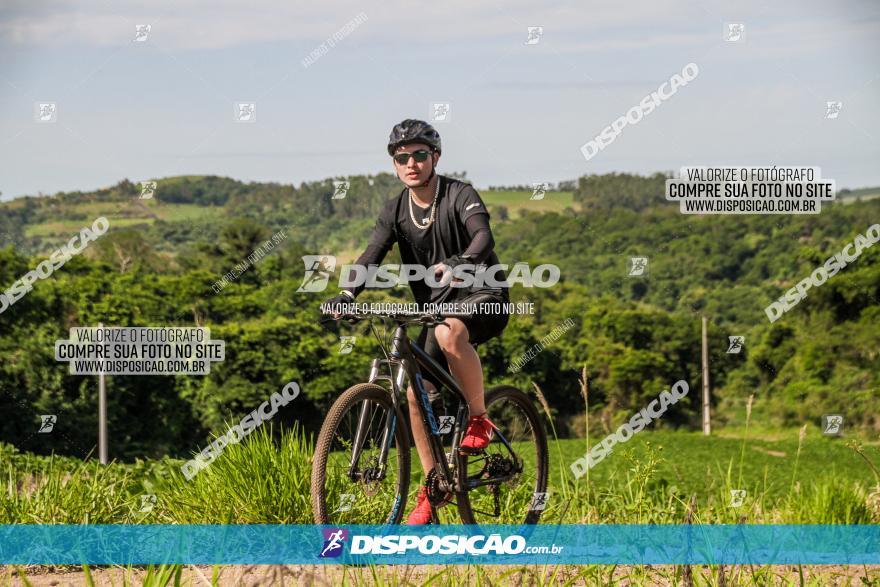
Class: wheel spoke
456,387,548,525
312,385,410,525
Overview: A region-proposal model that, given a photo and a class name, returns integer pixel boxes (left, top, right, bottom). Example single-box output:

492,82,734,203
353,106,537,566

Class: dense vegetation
0,172,878,461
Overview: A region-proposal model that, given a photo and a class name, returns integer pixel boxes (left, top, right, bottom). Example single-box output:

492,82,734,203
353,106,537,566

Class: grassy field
2,424,877,526
481,190,575,217
2,421,879,585
19,187,877,243
14,189,568,259
5,562,880,586
24,201,225,239
839,191,880,204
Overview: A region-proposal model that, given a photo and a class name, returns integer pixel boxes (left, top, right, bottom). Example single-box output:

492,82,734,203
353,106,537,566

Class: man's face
392,143,440,187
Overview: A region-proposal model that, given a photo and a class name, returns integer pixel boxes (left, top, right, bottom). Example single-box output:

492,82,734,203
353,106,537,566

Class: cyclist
322,119,510,524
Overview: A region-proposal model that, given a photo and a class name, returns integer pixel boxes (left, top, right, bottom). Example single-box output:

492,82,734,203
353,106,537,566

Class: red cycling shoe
406,485,444,524
459,412,498,454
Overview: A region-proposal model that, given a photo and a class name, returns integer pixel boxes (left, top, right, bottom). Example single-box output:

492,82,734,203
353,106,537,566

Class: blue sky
1,0,878,200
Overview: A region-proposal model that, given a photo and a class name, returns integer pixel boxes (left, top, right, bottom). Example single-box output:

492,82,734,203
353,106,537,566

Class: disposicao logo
299,255,560,292
349,534,531,555
316,531,562,558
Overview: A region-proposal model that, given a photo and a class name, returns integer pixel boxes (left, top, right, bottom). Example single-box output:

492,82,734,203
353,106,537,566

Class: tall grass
2,430,877,526
788,424,808,496
5,561,879,586
735,394,754,488
531,381,569,503
2,369,879,527
4,383,880,586
578,365,590,488
0,453,138,524
157,423,313,524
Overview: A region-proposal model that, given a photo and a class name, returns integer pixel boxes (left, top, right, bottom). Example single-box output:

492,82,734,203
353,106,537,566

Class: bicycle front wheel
311,383,411,524
456,385,549,525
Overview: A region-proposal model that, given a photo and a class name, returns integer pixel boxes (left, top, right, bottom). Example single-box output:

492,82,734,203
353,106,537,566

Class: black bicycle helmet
387,119,441,155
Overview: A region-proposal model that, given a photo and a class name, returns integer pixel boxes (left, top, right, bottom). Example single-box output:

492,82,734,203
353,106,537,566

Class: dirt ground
3,564,880,586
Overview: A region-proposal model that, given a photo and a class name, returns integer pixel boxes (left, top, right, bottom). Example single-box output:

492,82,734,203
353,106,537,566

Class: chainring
425,469,454,506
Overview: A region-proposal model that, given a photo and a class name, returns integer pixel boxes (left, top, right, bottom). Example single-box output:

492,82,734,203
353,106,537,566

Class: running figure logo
140,181,157,199
530,492,549,511
729,489,746,507
822,414,843,436
727,336,745,354
332,181,349,200
298,255,337,292
139,494,157,513
437,416,455,434
824,101,842,119
319,528,349,558
335,493,356,512
525,27,543,45
725,23,745,42
38,415,57,433
338,336,356,354
36,103,57,123
531,182,548,200
628,257,648,277
431,103,450,122
134,24,151,42
235,102,256,123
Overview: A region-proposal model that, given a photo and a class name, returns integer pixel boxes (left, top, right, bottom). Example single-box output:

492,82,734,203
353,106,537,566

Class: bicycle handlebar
321,309,467,326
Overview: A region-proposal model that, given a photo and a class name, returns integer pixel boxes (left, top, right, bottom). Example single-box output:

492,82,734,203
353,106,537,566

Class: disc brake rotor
359,456,381,497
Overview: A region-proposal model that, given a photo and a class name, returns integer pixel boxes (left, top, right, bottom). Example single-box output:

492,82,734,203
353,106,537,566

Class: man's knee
435,319,469,355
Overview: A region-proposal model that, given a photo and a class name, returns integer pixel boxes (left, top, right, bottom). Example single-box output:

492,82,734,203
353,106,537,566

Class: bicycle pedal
457,446,486,456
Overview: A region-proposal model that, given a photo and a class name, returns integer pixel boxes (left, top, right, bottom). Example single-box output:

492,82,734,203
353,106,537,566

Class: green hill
0,172,878,460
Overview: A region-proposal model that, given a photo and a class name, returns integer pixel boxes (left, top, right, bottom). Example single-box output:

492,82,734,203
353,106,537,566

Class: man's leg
407,381,438,477
405,378,447,524
407,318,486,477
404,319,487,524
434,318,485,416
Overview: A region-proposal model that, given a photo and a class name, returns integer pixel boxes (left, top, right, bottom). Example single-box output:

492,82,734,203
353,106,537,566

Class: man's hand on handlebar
433,263,464,286
321,292,354,320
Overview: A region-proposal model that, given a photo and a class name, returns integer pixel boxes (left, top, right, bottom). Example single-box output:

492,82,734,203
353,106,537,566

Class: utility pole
98,322,108,464
701,315,711,435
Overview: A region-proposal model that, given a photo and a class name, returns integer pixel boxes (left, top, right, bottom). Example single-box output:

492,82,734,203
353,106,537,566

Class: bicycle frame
349,319,519,495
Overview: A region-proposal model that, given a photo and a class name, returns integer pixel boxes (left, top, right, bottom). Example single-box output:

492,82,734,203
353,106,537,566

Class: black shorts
415,289,510,402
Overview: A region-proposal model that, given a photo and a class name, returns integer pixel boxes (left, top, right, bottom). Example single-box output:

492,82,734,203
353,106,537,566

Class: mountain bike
310,307,549,525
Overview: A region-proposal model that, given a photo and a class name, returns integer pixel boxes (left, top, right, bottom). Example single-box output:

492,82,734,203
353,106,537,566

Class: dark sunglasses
392,149,431,165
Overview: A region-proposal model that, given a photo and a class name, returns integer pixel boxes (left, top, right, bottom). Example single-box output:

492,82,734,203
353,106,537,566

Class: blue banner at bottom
0,525,878,565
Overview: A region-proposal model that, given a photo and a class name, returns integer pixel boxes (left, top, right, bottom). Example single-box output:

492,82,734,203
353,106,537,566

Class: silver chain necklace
408,176,440,230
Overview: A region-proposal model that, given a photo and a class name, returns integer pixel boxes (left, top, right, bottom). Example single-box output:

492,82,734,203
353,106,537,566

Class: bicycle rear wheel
456,385,549,525
311,383,411,524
